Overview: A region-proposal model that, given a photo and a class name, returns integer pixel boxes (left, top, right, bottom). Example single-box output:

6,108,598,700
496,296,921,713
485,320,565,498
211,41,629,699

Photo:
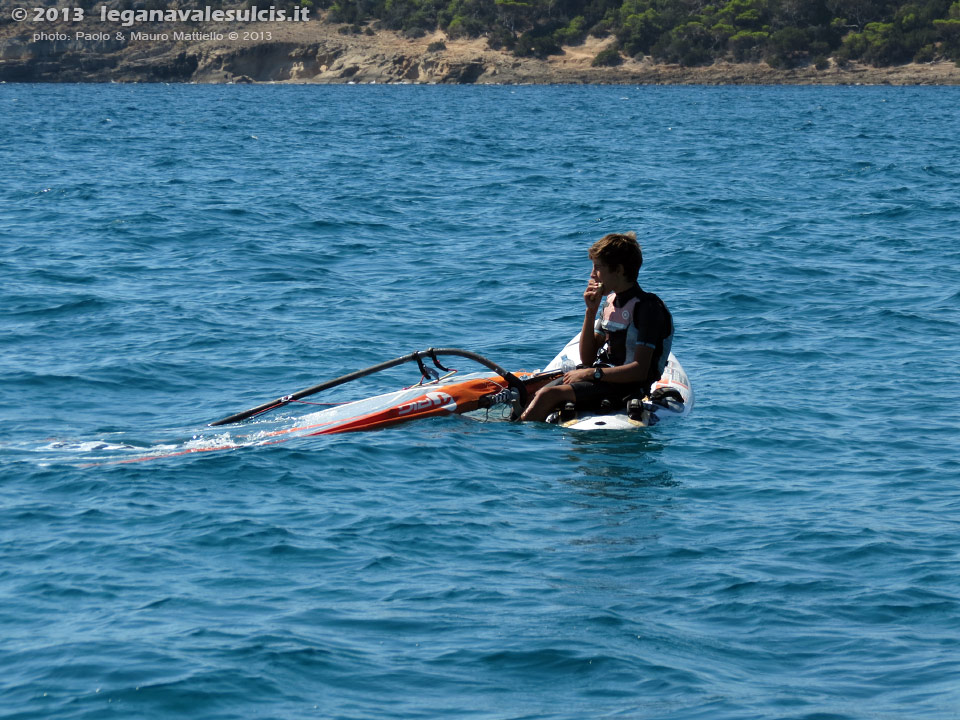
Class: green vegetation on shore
318,0,960,67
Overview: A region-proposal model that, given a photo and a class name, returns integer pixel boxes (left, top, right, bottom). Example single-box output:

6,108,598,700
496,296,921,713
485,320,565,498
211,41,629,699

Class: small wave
856,205,914,219
8,296,110,318
42,440,140,453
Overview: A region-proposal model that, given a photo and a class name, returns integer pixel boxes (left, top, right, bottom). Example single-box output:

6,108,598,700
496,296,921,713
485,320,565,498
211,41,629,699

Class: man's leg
519,384,576,422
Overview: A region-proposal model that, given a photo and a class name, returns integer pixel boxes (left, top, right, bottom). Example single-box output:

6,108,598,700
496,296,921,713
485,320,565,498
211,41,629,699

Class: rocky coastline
2,17,959,85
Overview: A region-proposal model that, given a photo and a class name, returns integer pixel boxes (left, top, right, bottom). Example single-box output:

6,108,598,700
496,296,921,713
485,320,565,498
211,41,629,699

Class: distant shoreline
2,20,959,85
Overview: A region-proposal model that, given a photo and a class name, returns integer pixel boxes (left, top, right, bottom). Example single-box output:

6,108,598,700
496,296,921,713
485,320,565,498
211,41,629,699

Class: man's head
588,232,643,282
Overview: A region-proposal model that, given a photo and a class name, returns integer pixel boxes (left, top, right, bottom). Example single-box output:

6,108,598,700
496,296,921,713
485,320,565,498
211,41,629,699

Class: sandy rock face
1,18,959,84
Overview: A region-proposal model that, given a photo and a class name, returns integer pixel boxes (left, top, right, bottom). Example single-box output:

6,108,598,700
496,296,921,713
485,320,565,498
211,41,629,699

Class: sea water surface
1,84,959,720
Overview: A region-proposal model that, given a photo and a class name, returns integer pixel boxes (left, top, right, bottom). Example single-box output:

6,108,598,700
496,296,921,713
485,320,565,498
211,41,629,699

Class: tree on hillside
316,0,960,66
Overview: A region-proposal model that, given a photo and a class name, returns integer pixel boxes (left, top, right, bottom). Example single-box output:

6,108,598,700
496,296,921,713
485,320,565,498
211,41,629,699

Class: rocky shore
2,17,959,85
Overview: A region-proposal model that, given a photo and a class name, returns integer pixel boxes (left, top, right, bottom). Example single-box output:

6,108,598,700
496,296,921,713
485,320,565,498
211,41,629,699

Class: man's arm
566,345,651,384
563,345,651,385
579,311,602,367
579,276,604,365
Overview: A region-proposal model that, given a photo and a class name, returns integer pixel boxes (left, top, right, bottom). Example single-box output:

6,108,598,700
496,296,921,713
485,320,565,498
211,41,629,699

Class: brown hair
588,232,643,281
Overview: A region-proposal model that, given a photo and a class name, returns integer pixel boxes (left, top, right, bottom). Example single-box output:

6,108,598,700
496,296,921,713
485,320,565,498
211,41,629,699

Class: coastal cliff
2,17,959,84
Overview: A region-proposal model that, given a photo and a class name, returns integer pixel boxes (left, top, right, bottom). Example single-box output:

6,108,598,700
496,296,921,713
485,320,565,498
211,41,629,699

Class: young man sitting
520,232,673,423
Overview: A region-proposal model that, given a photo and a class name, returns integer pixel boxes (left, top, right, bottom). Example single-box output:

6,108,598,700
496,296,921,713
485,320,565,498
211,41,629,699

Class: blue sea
2,84,959,720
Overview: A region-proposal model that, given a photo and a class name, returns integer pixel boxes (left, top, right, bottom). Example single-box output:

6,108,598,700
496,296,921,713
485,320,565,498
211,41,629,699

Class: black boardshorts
568,381,647,411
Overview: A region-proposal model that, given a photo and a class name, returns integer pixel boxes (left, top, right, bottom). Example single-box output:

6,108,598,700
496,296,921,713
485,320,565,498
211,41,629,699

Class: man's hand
584,273,604,311
562,367,595,384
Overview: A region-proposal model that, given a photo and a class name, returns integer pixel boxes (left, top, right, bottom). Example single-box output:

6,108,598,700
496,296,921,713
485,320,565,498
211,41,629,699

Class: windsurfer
519,232,674,423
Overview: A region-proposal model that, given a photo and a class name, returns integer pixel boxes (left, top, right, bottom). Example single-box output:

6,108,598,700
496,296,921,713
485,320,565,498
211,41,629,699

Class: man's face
591,260,622,291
